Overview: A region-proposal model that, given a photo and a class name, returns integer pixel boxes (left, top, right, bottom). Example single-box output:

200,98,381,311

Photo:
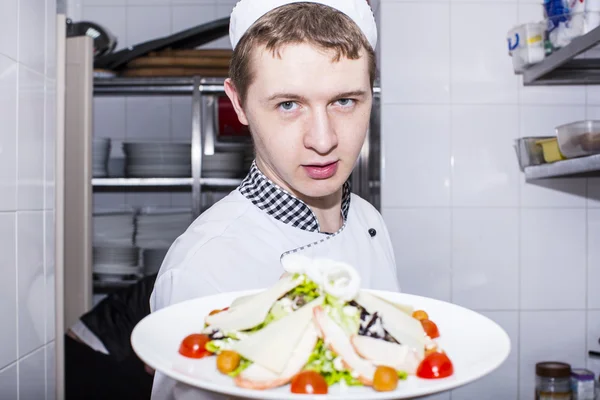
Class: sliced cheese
234,322,319,390
351,335,421,374
205,274,301,332
232,296,324,374
355,291,426,358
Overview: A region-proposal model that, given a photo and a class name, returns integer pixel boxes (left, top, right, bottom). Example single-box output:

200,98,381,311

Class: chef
149,0,399,398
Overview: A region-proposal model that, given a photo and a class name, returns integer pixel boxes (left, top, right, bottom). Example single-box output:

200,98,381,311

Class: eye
336,98,355,107
278,101,298,111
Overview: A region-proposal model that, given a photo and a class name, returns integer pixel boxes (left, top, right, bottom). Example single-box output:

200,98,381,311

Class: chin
295,176,346,199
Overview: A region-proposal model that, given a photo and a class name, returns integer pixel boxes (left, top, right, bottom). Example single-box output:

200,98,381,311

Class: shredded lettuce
303,339,363,386
288,276,321,302
324,295,361,336
228,358,252,377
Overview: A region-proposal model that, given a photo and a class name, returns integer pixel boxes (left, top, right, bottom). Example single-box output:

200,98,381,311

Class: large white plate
131,290,510,400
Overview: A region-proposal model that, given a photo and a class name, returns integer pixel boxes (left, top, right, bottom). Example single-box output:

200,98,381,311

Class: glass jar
570,369,595,400
536,362,572,400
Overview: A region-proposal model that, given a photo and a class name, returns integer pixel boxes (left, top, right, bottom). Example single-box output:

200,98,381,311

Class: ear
224,78,249,126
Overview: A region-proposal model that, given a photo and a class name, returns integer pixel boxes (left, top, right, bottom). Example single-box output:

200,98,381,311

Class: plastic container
536,138,567,163
507,22,546,73
571,369,595,400
514,136,554,170
536,362,572,399
556,120,600,158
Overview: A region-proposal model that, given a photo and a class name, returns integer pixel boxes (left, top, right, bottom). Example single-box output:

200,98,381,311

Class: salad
177,256,454,394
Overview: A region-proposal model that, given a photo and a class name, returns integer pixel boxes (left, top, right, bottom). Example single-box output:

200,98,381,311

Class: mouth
302,161,339,180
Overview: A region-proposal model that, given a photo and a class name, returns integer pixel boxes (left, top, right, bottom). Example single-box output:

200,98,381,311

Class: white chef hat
229,0,377,50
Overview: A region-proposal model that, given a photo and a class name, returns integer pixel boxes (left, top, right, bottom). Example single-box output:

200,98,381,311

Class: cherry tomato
373,366,399,391
412,310,429,321
290,371,328,394
421,319,440,339
179,334,211,359
416,352,454,379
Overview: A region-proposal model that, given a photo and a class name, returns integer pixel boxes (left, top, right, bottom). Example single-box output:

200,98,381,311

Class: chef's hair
229,2,376,105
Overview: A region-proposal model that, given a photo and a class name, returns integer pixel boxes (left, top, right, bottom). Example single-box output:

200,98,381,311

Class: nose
303,108,338,155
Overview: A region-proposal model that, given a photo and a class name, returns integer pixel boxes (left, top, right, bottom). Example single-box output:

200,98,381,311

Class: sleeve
79,273,158,361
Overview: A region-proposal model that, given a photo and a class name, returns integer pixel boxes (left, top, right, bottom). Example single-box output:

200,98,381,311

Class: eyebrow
266,90,369,103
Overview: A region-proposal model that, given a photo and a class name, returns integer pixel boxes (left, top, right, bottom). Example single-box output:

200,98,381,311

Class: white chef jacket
149,162,399,400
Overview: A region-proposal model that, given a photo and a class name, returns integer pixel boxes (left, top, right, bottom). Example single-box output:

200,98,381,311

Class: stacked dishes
135,207,193,249
142,248,169,276
93,209,141,281
93,138,111,177
93,246,141,282
123,142,191,178
203,152,245,178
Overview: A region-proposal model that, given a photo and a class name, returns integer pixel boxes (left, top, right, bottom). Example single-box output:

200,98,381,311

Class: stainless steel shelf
523,26,600,85
524,154,600,179
93,76,227,96
92,177,242,187
93,76,382,96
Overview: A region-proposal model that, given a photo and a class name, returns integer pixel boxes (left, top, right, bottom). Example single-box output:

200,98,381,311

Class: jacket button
368,228,376,237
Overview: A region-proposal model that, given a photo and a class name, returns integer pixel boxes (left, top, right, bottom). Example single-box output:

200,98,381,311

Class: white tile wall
380,1,600,398
0,0,57,398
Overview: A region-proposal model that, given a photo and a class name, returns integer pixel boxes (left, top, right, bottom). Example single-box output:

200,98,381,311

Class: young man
149,0,399,398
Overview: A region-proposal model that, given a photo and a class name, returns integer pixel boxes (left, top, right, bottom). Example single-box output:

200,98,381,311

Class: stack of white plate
93,246,141,282
93,138,111,177
123,142,191,178
142,247,169,276
93,209,135,247
135,208,193,249
203,152,245,178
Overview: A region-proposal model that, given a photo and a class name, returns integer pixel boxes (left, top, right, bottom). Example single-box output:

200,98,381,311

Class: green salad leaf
288,275,321,302
303,339,363,387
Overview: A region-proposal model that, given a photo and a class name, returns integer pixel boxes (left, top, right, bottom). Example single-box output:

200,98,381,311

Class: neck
302,190,343,233
256,159,343,233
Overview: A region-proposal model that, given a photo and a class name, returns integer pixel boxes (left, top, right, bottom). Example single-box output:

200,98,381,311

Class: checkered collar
239,161,351,234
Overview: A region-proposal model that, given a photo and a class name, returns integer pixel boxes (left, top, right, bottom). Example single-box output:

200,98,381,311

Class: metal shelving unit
93,76,241,217
517,26,600,180
523,25,600,85
524,154,600,179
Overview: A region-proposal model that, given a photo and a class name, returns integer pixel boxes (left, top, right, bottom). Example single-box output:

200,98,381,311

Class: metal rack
517,27,600,180
93,76,245,218
523,25,600,85
524,154,600,179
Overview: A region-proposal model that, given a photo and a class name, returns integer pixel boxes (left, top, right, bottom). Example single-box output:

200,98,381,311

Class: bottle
536,362,572,400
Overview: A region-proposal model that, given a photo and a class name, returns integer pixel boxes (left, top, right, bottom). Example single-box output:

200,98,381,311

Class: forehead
248,42,370,99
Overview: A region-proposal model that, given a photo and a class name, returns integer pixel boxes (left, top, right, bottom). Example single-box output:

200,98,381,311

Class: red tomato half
179,334,211,359
421,319,440,339
416,352,454,379
290,371,328,394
